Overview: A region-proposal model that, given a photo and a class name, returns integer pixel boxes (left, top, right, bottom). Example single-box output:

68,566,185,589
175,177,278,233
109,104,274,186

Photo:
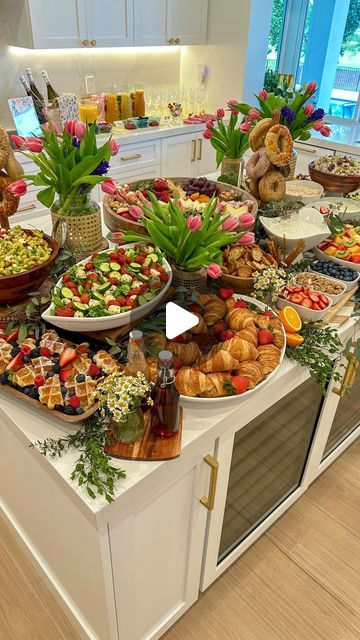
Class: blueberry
23,355,31,363
47,371,55,378
10,346,21,357
30,349,40,358
53,363,61,373
23,387,31,395
64,405,76,416
28,388,39,400
0,373,8,385
75,407,84,415
60,385,67,395
87,349,95,359
76,374,86,383
68,390,75,397
9,340,18,348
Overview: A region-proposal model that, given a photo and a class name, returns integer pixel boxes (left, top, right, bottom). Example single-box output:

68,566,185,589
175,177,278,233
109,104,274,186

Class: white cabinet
6,0,133,48
161,133,216,178
134,0,208,46
197,135,217,175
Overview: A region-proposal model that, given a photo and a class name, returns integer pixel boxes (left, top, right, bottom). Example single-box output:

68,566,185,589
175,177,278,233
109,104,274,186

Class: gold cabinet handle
175,37,180,44
17,203,37,212
200,454,219,511
168,38,175,45
191,139,196,162
91,39,97,47
197,138,202,161
120,153,142,161
333,353,359,397
83,39,90,47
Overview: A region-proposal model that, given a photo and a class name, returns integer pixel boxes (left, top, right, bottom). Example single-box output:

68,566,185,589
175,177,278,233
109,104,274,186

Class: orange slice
278,305,302,333
285,332,304,347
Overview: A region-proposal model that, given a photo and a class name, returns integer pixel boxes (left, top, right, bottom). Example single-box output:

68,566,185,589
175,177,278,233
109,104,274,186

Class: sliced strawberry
88,363,101,377
234,300,248,309
213,322,227,334
319,294,329,305
289,293,304,304
312,302,321,310
309,294,319,302
39,346,51,357
77,343,89,354
6,352,23,371
189,303,202,314
285,285,296,293
6,329,19,342
318,299,327,310
59,347,77,368
301,298,313,308
220,329,235,342
59,368,75,383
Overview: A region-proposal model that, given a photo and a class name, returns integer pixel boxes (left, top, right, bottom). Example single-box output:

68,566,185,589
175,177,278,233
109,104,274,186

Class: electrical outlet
85,75,96,94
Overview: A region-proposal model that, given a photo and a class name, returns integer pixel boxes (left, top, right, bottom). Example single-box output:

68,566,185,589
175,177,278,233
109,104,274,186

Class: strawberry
6,329,19,342
220,329,235,342
6,352,23,371
34,374,45,387
318,299,327,310
289,293,304,305
213,322,227,334
301,298,313,308
230,375,249,395
39,346,51,357
85,262,94,270
263,310,275,317
154,179,168,191
258,329,273,345
77,343,89,354
69,396,80,408
309,294,319,302
59,368,74,383
319,294,329,305
218,288,234,300
59,347,77,368
55,308,75,317
171,335,186,344
20,344,32,355
172,356,183,370
234,300,248,309
89,363,101,377
161,191,170,203
312,302,321,311
0,322,5,330
80,294,90,304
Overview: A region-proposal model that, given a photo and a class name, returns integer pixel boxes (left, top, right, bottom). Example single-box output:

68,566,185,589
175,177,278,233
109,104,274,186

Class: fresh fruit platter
103,177,257,234
142,290,286,403
0,226,59,304
315,222,360,268
0,326,120,422
277,284,331,321
42,244,172,332
310,259,359,290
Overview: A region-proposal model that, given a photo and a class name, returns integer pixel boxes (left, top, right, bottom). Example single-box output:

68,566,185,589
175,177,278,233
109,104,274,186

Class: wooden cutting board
104,407,183,461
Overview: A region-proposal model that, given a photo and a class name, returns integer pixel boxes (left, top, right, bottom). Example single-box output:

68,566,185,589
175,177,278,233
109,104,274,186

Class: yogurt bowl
260,207,330,253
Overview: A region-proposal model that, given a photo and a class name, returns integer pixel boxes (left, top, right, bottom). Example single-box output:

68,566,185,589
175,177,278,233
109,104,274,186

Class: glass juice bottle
124,330,150,380
150,350,180,438
134,89,145,117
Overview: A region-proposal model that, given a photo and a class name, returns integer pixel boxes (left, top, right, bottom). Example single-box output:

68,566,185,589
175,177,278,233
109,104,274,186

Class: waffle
38,374,63,409
40,331,66,355
13,364,36,387
21,338,37,349
93,350,119,374
73,355,92,376
66,376,97,410
0,339,12,373
32,356,53,377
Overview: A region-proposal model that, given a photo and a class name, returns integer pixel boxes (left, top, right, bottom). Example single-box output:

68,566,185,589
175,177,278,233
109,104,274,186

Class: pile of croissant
144,292,285,398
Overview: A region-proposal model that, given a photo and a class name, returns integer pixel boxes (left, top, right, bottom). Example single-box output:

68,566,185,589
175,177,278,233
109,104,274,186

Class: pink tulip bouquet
233,82,331,142
111,190,255,277
10,121,119,216
203,103,250,167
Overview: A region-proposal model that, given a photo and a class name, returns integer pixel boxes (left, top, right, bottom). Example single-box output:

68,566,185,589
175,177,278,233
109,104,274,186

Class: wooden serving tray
104,407,183,461
0,384,99,424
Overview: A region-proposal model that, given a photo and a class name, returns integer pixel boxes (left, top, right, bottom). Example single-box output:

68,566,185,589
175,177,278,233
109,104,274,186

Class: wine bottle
19,75,32,97
20,74,46,124
41,69,59,102
25,67,44,103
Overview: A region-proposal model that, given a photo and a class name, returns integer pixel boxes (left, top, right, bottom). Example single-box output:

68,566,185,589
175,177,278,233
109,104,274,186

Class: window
267,0,360,124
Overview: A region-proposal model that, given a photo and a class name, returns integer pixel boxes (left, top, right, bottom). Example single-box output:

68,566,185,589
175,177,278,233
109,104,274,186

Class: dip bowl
260,207,330,253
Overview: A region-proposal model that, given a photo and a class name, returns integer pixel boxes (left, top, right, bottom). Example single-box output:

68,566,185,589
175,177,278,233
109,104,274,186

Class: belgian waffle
38,374,63,409
73,355,92,376
13,364,36,387
40,331,66,355
32,356,53,377
93,350,119,374
0,339,12,372
66,376,97,410
21,338,37,350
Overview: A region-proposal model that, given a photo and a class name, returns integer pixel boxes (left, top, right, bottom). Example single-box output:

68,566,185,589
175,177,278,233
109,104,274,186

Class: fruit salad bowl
42,244,172,332
313,246,360,272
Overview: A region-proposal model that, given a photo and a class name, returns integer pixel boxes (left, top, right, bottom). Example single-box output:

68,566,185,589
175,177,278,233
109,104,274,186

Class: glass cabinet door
218,378,324,563
322,368,360,459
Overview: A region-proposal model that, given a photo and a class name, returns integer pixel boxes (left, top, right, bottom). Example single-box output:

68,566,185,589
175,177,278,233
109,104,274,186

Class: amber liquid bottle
124,330,150,380
150,350,180,438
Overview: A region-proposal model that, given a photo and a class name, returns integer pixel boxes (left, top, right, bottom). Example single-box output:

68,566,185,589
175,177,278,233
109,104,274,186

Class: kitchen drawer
108,164,161,185
109,141,161,174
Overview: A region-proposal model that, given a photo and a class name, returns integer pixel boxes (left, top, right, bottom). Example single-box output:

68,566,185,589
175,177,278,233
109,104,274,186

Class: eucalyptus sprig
286,322,343,394
31,415,126,502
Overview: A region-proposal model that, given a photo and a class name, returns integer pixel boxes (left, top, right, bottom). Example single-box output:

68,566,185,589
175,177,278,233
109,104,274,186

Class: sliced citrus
285,332,304,347
278,305,302,333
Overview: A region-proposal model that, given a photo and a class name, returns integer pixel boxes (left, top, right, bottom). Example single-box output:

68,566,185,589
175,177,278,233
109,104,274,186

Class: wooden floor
0,439,359,640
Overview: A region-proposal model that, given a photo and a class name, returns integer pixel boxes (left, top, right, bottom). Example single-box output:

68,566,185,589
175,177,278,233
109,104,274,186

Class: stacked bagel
246,111,293,203
0,126,24,225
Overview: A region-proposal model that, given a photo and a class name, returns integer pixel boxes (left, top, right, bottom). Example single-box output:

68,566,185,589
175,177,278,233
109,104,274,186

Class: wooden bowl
102,195,148,235
219,272,254,294
309,162,360,194
0,232,59,305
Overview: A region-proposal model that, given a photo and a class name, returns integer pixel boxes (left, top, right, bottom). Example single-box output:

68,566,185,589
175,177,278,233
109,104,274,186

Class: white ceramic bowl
179,294,286,407
308,197,360,219
276,289,332,321
313,246,360,272
294,272,346,304
42,247,172,332
309,260,360,292
260,207,330,253
285,180,324,204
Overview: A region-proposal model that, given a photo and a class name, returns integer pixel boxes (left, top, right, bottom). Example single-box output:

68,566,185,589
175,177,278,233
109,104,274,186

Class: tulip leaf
36,186,55,208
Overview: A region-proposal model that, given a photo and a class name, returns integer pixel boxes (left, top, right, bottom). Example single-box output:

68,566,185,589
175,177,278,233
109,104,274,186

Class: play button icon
165,302,199,340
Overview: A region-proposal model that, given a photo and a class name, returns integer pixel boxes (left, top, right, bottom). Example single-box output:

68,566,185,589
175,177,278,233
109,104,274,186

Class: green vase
111,408,145,444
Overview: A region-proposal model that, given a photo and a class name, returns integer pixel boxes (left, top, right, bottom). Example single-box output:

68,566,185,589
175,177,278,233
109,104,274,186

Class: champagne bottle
20,74,46,124
25,67,44,103
19,75,32,97
41,69,59,102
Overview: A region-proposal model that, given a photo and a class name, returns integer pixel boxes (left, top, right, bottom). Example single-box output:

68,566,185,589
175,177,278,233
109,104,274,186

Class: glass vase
51,193,104,258
111,408,145,444
220,156,244,187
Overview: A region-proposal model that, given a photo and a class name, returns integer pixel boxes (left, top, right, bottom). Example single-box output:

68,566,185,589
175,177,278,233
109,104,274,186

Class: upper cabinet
83,0,134,47
134,0,208,46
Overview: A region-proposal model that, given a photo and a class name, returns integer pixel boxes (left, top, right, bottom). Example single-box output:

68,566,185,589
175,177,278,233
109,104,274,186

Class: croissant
175,368,214,397
197,293,211,306
195,350,240,373
236,360,265,389
226,307,257,330
200,373,232,398
167,341,202,365
255,314,285,349
203,298,227,326
190,313,208,335
225,297,236,312
212,336,258,362
145,331,167,354
236,321,258,346
257,344,281,374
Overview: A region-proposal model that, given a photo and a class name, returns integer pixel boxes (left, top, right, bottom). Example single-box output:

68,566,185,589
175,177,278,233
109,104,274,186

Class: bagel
0,175,20,219
258,170,286,203
277,163,291,178
246,148,271,180
249,118,273,152
249,178,260,199
264,124,293,166
0,126,24,179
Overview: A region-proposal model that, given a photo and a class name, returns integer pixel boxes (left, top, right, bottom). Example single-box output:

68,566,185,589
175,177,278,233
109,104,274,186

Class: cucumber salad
51,244,169,318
